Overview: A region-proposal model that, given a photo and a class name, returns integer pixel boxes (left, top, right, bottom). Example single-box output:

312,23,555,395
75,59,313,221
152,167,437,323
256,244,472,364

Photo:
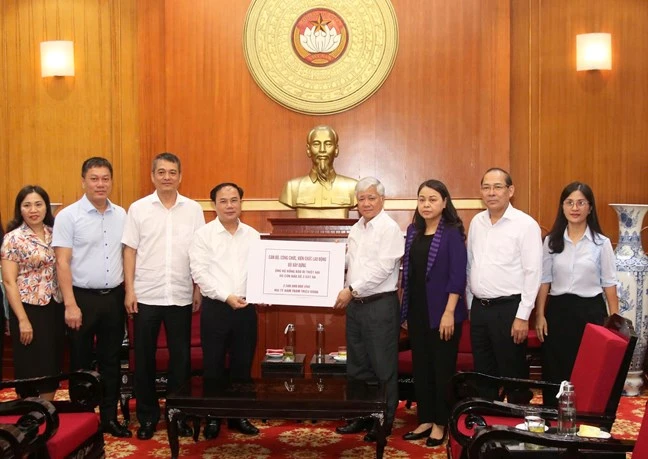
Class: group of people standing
0,154,262,441
332,168,618,447
0,158,618,447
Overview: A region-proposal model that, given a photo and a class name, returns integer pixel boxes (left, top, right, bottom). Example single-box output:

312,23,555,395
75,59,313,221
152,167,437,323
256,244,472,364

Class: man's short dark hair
152,152,182,173
82,157,113,178
481,167,513,186
210,183,244,201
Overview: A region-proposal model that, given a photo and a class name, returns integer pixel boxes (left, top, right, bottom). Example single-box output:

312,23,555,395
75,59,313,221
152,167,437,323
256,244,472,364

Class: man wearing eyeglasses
467,167,542,402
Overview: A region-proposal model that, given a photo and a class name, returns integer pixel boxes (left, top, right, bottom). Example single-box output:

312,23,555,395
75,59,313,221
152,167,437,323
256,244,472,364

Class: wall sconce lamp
576,33,611,71
40,41,75,77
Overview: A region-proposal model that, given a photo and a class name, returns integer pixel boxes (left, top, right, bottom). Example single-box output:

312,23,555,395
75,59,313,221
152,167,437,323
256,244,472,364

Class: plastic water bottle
284,324,295,362
316,324,325,360
556,380,577,435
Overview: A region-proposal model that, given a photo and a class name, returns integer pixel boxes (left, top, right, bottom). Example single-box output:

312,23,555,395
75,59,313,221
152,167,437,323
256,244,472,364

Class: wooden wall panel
138,0,510,232
511,0,648,245
0,0,139,220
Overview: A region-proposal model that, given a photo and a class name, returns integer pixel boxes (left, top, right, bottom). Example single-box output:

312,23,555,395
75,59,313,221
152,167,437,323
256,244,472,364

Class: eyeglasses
563,199,589,208
480,184,509,192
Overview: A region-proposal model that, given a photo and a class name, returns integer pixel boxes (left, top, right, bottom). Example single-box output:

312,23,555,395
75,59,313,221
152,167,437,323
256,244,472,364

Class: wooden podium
253,218,357,378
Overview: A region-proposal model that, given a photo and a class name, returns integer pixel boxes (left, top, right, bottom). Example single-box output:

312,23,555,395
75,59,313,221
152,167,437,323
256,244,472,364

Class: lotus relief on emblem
292,9,348,67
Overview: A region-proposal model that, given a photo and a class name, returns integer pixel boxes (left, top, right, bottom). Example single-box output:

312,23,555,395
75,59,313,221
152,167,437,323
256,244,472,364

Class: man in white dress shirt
333,177,404,442
467,167,542,401
189,182,261,439
122,153,205,440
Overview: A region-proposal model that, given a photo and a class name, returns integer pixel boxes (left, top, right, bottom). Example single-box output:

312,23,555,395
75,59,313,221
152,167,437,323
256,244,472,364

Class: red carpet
2,390,645,458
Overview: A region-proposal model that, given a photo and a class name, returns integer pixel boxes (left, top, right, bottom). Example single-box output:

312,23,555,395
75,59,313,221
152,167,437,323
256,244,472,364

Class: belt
475,294,521,306
352,291,397,304
74,285,122,296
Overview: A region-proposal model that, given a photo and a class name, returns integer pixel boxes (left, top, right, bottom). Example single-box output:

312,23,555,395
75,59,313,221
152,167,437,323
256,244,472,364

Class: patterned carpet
2,390,645,458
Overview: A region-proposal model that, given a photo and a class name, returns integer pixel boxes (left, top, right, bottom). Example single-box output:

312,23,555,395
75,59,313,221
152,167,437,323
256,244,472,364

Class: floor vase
610,204,648,396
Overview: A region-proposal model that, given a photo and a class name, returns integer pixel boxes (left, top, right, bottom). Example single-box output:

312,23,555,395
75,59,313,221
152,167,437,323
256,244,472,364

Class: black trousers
134,303,192,425
470,297,529,401
10,301,65,396
201,297,257,381
409,317,462,426
70,286,126,423
542,293,608,405
346,293,400,426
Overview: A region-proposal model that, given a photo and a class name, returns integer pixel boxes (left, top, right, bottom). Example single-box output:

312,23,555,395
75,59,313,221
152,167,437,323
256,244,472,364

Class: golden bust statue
279,125,358,218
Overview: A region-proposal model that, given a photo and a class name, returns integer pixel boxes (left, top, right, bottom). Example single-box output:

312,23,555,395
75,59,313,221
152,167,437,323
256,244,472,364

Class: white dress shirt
467,204,542,320
542,227,618,297
189,218,260,302
346,210,404,297
121,192,205,305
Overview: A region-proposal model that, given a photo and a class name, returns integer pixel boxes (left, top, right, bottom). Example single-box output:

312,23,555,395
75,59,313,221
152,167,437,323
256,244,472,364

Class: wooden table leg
373,414,386,459
166,407,181,459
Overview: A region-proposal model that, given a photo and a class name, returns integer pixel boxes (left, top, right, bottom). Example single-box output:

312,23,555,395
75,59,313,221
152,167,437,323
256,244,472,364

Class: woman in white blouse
534,181,618,404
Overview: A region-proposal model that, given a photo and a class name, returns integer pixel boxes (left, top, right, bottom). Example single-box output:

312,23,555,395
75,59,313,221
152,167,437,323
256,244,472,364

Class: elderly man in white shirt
189,182,261,440
333,177,404,442
467,167,542,402
122,153,205,440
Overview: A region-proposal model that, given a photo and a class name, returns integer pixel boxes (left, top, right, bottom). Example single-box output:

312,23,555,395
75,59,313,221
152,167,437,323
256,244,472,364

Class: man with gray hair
333,177,404,441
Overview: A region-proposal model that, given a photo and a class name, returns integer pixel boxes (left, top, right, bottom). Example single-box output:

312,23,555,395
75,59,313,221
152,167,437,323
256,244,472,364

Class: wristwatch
348,285,359,297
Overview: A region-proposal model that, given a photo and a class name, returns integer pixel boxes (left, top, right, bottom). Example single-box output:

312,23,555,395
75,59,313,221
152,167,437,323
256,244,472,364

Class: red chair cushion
457,320,474,371
527,329,541,349
0,412,100,458
47,413,100,458
570,324,627,413
458,320,472,353
398,350,412,374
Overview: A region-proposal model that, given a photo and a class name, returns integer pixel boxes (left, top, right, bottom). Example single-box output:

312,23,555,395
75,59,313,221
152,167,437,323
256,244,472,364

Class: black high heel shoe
425,426,447,447
403,427,432,441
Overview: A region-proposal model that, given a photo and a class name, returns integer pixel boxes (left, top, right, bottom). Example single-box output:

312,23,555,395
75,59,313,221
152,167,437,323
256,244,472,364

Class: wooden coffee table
165,376,388,458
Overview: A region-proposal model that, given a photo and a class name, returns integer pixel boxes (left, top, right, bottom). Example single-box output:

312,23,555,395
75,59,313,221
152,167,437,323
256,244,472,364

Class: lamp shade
40,41,75,77
576,33,611,71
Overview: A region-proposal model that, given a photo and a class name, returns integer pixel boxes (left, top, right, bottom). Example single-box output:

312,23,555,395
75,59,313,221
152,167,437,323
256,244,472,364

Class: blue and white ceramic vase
610,204,648,396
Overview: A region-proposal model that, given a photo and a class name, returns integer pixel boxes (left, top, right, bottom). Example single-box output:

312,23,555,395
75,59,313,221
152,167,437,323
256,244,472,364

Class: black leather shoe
227,418,259,435
177,419,193,437
102,420,132,438
363,422,392,442
335,418,372,434
204,418,221,440
403,427,432,441
136,421,156,440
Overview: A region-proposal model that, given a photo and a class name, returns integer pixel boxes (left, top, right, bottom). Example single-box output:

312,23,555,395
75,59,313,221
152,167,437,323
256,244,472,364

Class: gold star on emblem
310,13,331,33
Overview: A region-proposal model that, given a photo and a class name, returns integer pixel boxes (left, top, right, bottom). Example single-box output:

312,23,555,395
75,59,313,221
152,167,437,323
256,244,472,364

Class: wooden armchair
0,398,56,458
447,314,637,459
0,370,104,459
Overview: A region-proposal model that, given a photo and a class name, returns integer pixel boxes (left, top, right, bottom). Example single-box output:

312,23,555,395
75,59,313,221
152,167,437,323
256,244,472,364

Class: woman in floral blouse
1,185,64,399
